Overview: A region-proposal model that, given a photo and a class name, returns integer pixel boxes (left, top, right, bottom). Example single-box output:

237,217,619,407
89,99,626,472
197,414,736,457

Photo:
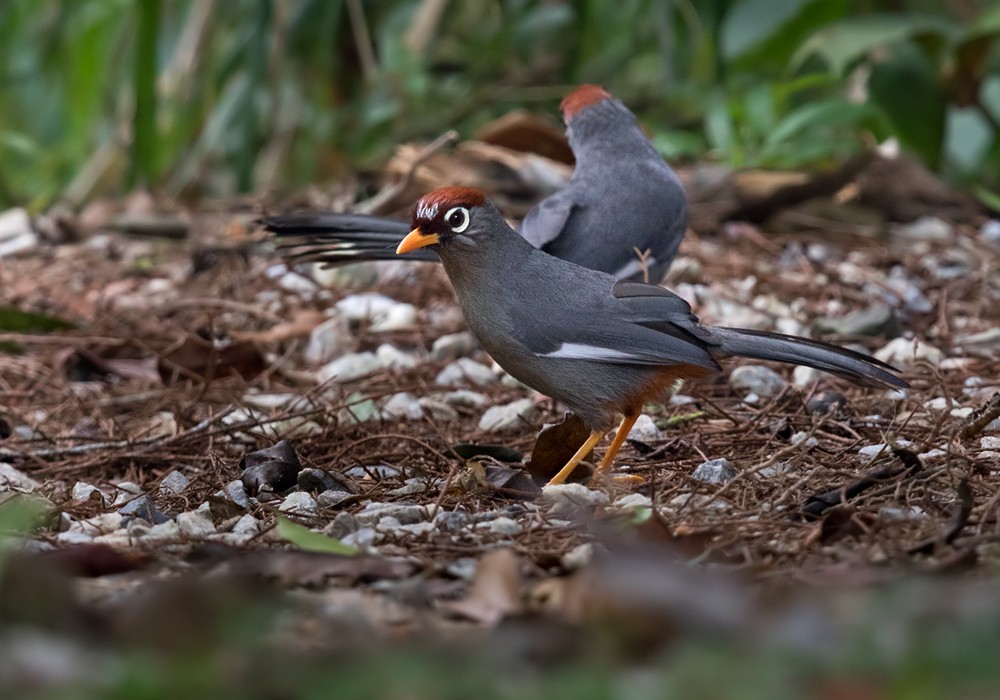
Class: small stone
225,480,252,509
382,392,425,421
882,269,933,314
813,304,899,338
434,358,497,387
859,440,915,460
355,502,426,526
692,458,736,485
0,463,40,492
145,519,181,541
729,365,787,398
274,268,318,296
433,510,469,532
158,470,190,495
0,208,38,257
757,462,794,478
806,390,848,415
232,514,262,537
612,493,653,512
446,558,477,580
478,398,535,432
71,482,104,504
304,316,352,364
440,390,488,407
669,394,697,406
323,512,360,539
981,219,1000,248
918,448,947,462
667,493,729,511
278,491,318,517
337,394,380,424
297,467,341,493
792,366,822,387
875,337,943,367
317,489,353,508
177,510,216,538
115,481,143,497
370,303,417,332
376,516,402,532
391,521,436,537
386,479,429,496
878,505,927,521
541,483,610,515
344,465,401,480
431,331,477,360
790,431,818,448
145,412,178,439
418,399,459,421
375,343,420,370
981,437,1000,450
896,216,951,241
626,415,662,443
318,352,381,382
118,495,168,524
341,527,378,549
487,517,523,536
69,512,122,536
335,292,400,324
56,530,95,545
562,543,594,570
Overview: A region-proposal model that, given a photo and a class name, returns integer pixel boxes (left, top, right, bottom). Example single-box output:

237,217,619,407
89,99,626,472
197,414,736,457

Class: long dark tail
259,213,438,265
710,327,908,389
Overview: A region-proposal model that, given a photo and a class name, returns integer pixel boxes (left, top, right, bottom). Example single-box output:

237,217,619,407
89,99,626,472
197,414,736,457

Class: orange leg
594,414,640,477
546,429,604,486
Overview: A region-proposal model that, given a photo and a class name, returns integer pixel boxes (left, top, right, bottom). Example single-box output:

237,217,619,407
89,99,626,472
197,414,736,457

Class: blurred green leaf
0,306,74,332
868,44,947,167
793,14,956,74
721,0,815,60
275,516,357,556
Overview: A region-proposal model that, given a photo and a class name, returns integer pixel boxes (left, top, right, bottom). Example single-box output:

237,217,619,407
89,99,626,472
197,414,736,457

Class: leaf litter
0,130,999,687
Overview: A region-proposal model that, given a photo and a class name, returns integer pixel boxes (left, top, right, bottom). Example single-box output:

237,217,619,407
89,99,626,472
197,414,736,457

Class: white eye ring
444,206,470,233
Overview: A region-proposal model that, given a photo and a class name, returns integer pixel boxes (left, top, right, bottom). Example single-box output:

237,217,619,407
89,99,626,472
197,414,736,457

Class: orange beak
396,228,440,254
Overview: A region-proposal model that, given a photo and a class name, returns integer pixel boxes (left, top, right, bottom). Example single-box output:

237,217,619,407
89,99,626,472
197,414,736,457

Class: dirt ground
1,151,1000,690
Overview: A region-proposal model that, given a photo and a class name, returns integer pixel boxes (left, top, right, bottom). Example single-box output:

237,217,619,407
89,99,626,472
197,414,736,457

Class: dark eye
444,206,470,233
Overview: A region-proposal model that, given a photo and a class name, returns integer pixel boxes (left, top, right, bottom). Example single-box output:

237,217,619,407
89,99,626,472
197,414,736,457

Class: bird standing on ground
396,186,908,486
266,85,687,282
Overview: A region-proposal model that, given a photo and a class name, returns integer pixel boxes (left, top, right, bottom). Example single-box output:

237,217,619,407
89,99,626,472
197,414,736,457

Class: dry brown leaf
231,309,326,343
441,549,522,626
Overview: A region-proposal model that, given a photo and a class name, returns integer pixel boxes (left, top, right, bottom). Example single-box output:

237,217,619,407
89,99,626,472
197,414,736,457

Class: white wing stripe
542,342,640,361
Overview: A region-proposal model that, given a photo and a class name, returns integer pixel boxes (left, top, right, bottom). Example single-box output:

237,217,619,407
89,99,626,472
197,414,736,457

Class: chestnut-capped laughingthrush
265,85,686,283
397,186,908,486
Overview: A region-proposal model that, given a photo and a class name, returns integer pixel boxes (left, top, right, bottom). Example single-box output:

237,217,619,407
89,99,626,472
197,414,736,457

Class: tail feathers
259,213,411,238
710,327,907,389
260,214,437,265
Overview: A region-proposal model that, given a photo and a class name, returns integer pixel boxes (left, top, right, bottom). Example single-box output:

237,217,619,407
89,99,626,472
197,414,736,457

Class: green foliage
0,0,997,210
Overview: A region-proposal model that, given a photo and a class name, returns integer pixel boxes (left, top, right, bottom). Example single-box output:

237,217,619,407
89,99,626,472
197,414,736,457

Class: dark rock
297,467,341,493
242,461,299,495
806,391,849,416
118,495,169,524
812,304,900,338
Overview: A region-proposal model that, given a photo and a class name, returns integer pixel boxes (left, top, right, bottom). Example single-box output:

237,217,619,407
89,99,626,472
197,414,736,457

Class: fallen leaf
526,412,593,484
231,308,327,343
158,332,267,383
442,549,522,626
275,516,357,556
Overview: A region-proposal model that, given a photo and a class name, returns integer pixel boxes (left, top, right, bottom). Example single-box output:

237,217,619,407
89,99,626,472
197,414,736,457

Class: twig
356,130,459,215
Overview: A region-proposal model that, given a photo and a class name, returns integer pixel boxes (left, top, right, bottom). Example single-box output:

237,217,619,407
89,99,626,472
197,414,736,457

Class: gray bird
396,186,908,485
266,85,686,282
